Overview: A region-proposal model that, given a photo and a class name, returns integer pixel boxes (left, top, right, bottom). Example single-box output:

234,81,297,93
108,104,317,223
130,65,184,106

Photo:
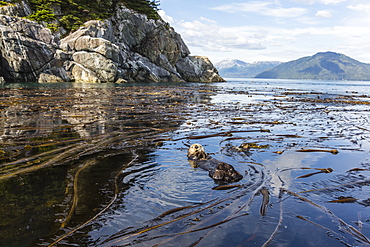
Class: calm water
1,79,370,246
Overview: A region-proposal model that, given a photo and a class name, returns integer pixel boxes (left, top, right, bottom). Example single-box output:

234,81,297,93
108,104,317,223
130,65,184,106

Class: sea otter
187,143,243,183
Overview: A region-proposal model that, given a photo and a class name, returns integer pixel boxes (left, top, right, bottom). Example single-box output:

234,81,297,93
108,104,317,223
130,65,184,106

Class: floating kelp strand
173,129,270,141
102,169,266,246
298,178,370,194
0,132,122,180
155,203,208,219
259,188,270,216
0,142,91,181
283,189,370,244
280,167,333,173
154,164,269,246
261,200,283,247
275,134,304,138
0,155,52,176
0,144,75,169
328,196,357,203
175,175,268,247
346,168,370,172
61,160,97,228
226,120,290,125
297,168,333,179
296,215,350,245
296,148,339,154
0,136,85,146
0,145,82,176
0,149,20,162
212,184,241,190
139,213,250,246
146,187,264,247
100,197,224,246
49,152,139,247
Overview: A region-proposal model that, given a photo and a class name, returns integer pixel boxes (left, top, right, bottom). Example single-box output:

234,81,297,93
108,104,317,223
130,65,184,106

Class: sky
158,0,370,64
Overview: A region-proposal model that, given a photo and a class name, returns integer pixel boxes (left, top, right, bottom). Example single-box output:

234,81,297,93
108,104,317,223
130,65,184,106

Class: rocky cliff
0,1,224,83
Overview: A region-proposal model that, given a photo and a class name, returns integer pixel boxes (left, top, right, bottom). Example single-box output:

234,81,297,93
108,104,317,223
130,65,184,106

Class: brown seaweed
296,148,339,154
49,152,139,246
328,196,357,203
259,188,270,216
212,184,241,190
297,168,333,179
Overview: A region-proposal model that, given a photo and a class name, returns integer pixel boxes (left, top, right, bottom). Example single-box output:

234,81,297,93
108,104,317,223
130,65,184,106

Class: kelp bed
0,81,370,247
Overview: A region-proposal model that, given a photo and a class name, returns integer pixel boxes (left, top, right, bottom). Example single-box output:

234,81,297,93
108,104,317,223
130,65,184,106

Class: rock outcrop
0,2,224,83
0,15,59,82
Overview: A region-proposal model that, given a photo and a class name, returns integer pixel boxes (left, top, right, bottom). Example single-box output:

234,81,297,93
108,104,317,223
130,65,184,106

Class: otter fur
187,144,243,183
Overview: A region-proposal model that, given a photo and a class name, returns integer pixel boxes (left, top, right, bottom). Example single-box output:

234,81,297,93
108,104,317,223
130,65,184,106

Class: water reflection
0,83,215,247
0,80,370,246
266,152,315,196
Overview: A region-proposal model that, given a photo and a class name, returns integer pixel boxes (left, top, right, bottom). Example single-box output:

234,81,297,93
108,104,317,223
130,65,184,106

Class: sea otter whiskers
187,144,243,183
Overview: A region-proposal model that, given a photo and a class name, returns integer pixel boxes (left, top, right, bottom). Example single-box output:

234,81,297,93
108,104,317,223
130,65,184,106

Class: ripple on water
1,80,370,246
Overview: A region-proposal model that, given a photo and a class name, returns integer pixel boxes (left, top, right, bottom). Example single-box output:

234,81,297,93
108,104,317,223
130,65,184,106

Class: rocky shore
0,1,224,83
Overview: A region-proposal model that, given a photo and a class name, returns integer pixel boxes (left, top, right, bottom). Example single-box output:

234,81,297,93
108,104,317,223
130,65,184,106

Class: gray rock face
176,56,225,82
0,2,224,83
0,15,58,82
0,1,31,17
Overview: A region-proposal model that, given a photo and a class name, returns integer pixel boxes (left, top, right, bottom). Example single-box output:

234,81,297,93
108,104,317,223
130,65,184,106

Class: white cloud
173,13,370,57
319,0,347,4
212,1,307,18
291,0,348,4
161,0,370,63
347,4,370,12
176,18,266,52
315,10,333,18
158,10,174,24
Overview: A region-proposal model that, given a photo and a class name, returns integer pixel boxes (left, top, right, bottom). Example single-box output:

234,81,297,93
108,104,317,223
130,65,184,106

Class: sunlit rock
0,2,224,83
0,15,58,82
176,56,225,82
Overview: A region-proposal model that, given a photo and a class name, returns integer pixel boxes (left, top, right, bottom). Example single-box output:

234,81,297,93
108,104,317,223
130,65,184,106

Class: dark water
1,79,370,247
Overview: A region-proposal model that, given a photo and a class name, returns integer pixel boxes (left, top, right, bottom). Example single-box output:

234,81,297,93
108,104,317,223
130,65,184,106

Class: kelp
49,152,139,246
259,188,270,216
60,160,97,228
296,148,339,154
173,129,270,141
296,167,333,179
1,82,370,246
328,196,357,203
284,189,370,245
212,184,241,190
99,164,267,246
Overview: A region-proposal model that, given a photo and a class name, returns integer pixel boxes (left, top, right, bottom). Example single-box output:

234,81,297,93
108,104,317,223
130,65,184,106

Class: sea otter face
187,143,208,160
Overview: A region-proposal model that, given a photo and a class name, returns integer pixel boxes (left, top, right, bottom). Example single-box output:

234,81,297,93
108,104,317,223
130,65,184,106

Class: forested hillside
25,0,160,33
255,51,370,81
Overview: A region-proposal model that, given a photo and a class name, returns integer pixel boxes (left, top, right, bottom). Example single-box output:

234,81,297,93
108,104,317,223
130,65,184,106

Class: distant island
215,59,281,78
255,51,370,81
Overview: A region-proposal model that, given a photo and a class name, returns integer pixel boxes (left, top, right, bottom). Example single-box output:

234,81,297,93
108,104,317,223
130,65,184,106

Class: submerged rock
0,2,224,83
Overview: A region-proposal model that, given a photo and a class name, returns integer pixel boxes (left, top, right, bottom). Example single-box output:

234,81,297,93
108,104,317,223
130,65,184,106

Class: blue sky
159,0,370,64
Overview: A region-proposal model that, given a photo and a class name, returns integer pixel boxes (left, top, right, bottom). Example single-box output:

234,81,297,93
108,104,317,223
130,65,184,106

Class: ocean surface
1,78,370,246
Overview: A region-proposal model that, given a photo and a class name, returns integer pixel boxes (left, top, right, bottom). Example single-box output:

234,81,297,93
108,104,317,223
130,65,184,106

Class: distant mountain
255,51,370,81
215,59,281,78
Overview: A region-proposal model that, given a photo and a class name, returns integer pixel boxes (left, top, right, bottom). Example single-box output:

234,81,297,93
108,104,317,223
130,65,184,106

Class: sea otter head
187,143,208,160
